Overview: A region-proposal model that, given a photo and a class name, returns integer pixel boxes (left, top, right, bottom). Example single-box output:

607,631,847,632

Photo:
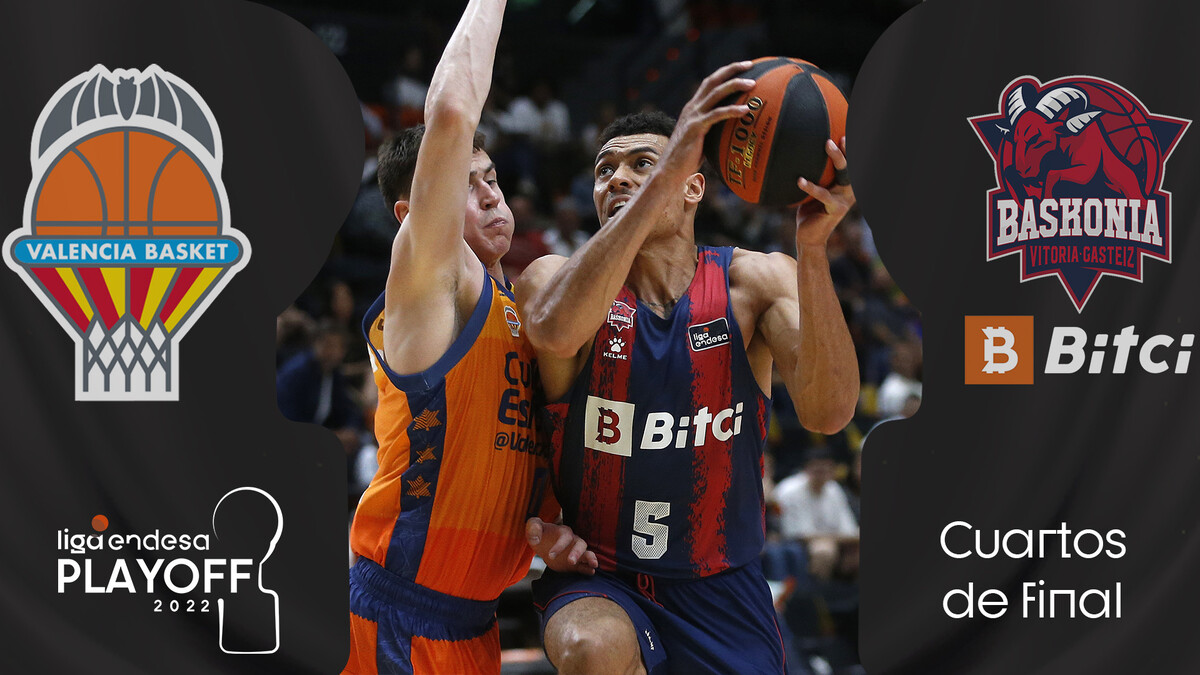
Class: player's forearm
425,0,505,128
792,242,859,434
397,0,505,270
525,177,672,357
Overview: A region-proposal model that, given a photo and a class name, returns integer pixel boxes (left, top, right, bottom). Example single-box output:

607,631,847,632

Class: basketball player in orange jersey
516,63,859,674
343,1,596,673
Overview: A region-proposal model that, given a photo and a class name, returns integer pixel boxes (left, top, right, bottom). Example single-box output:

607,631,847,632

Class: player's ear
393,199,410,226
684,172,705,205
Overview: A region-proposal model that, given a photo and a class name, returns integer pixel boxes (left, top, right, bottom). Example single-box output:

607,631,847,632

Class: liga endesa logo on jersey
969,76,1188,311
56,488,282,655
3,65,250,400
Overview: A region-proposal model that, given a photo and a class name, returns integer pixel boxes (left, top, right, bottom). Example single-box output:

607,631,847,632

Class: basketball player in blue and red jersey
343,1,597,673
516,62,859,674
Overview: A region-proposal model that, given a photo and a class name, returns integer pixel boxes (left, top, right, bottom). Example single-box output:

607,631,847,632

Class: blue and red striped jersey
543,246,770,578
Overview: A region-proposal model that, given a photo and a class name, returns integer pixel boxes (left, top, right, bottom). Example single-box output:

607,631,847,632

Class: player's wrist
794,240,829,258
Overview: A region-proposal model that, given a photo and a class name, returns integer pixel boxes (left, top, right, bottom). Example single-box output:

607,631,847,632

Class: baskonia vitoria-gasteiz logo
970,75,1188,311
3,65,250,400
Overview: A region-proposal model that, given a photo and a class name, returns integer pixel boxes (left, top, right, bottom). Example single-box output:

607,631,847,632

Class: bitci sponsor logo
965,316,1034,385
966,316,1194,382
582,395,747,456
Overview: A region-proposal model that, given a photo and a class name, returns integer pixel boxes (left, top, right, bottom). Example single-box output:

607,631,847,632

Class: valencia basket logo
970,75,1187,311
3,65,250,400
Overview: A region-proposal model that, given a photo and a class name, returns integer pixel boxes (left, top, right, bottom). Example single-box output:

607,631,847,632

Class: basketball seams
148,147,182,226
124,131,130,223
69,148,108,222
765,69,827,205
707,56,845,206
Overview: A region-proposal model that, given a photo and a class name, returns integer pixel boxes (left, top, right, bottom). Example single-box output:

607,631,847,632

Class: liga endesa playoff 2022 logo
970,76,1188,311
57,488,283,654
3,65,249,400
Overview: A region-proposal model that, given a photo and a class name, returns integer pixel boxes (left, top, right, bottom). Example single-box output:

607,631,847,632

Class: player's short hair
597,111,677,149
377,125,487,208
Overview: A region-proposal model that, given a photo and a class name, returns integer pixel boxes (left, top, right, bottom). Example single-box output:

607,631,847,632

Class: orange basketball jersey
352,273,556,601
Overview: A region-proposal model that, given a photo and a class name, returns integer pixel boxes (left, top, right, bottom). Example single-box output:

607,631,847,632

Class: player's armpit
379,237,483,376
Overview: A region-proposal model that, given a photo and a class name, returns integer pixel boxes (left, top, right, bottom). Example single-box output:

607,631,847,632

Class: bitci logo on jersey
584,395,747,456
965,316,1034,384
969,75,1188,311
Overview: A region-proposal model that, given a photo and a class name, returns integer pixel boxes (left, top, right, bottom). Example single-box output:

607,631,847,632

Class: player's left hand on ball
795,137,856,247
526,517,599,576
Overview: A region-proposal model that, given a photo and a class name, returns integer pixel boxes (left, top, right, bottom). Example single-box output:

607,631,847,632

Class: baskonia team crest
970,75,1188,311
3,65,250,401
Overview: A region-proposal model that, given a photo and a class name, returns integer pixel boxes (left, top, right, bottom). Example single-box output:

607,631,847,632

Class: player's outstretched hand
795,137,856,248
526,517,599,576
660,61,756,178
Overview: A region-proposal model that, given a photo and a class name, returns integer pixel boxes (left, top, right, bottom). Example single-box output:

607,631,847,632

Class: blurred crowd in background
271,1,920,672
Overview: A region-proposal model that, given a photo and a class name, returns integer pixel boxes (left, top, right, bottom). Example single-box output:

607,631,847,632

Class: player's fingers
546,526,575,559
698,77,754,111
573,551,599,575
797,176,834,204
566,537,588,565
698,60,754,95
525,517,544,547
825,139,848,171
798,178,854,216
699,104,751,130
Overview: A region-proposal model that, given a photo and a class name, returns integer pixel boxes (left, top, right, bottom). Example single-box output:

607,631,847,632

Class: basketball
27,127,225,336
33,129,219,237
703,57,848,207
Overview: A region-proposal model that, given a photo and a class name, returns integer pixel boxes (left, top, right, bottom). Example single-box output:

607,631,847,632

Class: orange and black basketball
32,129,219,237
704,57,848,207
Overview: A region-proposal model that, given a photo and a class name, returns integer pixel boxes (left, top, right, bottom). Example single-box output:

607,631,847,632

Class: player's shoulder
729,248,796,297
513,253,569,298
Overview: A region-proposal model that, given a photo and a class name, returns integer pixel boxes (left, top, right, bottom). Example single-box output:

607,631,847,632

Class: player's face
593,133,669,227
462,150,514,266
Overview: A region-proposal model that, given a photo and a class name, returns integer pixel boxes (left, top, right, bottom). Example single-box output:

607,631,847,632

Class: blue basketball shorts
533,559,787,675
345,558,500,675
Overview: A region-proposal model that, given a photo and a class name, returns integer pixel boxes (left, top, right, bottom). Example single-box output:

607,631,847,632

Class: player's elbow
424,96,479,133
799,413,852,437
797,396,857,436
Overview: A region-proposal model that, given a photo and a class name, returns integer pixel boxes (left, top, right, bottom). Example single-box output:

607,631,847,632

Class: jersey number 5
632,500,670,559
